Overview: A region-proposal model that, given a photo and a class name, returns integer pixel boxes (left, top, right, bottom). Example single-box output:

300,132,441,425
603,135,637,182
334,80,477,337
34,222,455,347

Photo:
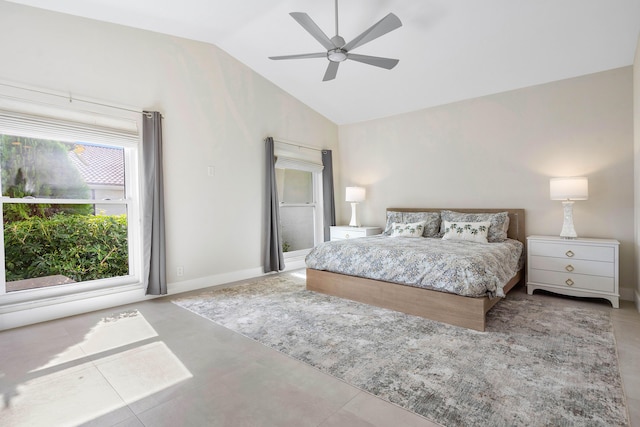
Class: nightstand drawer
529,256,614,277
330,226,382,241
528,269,615,293
331,228,366,240
529,241,614,262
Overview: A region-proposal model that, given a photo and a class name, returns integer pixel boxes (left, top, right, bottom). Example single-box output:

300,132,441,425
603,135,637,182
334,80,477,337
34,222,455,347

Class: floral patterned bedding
305,236,524,298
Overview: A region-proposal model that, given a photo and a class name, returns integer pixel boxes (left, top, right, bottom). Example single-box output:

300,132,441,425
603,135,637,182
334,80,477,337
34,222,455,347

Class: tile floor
0,279,638,427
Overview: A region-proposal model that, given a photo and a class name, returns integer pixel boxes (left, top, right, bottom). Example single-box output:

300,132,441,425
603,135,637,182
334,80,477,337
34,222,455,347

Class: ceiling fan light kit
269,0,402,81
328,49,347,62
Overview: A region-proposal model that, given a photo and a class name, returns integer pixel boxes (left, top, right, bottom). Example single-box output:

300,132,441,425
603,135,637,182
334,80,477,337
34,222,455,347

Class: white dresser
330,226,382,241
526,235,620,308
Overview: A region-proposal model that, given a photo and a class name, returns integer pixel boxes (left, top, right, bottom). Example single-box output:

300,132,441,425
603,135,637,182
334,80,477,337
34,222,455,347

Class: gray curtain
322,150,336,242
264,137,285,273
142,111,167,295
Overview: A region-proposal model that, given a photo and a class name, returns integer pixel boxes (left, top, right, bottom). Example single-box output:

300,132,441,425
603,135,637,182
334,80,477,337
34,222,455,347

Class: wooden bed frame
306,208,526,331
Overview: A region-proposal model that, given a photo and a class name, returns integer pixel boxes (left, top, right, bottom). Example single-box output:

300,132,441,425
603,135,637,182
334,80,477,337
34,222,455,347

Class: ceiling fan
269,0,402,81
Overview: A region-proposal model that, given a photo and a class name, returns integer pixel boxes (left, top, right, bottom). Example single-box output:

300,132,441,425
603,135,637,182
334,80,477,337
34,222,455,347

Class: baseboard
282,256,307,271
0,263,305,331
619,287,636,302
168,266,267,295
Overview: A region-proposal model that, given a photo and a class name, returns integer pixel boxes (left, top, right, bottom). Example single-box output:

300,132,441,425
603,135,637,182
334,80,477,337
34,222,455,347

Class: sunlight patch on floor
2,363,126,426
95,341,193,404
31,310,157,373
1,310,192,426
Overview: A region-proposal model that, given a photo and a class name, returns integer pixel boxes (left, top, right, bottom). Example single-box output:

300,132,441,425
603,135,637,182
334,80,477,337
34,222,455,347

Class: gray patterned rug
172,271,629,427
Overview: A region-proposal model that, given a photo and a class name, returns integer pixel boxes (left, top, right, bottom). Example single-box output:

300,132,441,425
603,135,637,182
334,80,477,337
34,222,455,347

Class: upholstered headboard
386,208,526,247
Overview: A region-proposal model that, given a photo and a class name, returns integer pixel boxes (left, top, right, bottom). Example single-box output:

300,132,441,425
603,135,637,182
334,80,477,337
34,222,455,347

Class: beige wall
339,68,636,299
0,1,338,286
634,33,640,307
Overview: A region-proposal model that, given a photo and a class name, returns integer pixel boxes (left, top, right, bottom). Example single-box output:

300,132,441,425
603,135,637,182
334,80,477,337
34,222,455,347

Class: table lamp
345,186,365,227
550,177,588,239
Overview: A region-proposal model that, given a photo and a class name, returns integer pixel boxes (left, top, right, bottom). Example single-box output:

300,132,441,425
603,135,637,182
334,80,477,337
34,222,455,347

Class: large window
275,156,324,257
0,88,142,299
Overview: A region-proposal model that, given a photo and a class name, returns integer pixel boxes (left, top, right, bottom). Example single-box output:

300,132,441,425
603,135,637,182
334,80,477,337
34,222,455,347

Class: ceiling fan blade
323,62,340,81
347,54,399,70
269,53,327,60
290,12,335,50
342,13,402,52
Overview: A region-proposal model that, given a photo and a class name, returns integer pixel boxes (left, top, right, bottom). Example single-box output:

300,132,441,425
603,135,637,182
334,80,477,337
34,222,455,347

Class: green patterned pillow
442,221,491,243
402,212,441,237
440,211,510,242
389,221,426,238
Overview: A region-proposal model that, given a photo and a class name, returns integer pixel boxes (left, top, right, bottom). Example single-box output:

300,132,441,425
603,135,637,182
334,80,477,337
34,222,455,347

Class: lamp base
349,202,360,227
559,200,578,239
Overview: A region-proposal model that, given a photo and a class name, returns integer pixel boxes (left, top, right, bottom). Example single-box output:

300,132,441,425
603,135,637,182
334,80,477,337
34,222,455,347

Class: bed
305,208,526,331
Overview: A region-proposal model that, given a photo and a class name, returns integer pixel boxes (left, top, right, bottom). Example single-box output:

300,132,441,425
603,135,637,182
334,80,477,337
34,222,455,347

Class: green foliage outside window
3,214,129,282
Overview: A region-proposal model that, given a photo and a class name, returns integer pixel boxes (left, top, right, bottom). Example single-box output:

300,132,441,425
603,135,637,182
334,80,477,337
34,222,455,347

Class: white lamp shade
345,186,366,202
550,177,588,201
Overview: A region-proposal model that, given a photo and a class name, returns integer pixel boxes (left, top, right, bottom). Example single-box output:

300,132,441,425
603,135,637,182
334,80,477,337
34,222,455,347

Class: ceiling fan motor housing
331,35,346,48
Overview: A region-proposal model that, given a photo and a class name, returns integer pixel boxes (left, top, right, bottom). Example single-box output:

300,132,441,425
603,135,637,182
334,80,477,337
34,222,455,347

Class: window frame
0,84,144,304
275,157,324,259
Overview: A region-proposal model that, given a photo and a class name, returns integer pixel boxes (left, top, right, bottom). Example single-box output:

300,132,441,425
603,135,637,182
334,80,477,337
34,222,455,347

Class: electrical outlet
177,266,184,276
207,166,215,177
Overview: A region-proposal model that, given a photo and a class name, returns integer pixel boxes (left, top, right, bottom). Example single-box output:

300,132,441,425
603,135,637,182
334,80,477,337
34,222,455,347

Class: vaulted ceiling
7,0,640,125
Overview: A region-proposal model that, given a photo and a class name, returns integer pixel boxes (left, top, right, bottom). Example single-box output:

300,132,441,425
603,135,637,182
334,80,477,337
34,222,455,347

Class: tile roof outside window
67,143,124,186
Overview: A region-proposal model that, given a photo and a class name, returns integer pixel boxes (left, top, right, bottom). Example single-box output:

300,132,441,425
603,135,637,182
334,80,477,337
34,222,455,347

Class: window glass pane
276,168,313,204
3,203,129,292
279,206,314,252
1,134,125,200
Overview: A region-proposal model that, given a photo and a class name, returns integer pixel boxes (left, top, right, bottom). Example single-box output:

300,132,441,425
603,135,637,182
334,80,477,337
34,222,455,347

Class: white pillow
442,221,491,243
389,221,426,238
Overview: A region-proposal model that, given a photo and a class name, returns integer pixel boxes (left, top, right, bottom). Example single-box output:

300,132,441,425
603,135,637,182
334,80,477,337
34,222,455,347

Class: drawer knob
565,264,574,272
565,278,574,287
345,234,350,239
565,250,574,258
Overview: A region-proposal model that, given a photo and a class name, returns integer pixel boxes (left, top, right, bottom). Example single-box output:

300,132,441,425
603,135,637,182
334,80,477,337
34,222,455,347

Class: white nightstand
526,235,620,308
330,226,382,241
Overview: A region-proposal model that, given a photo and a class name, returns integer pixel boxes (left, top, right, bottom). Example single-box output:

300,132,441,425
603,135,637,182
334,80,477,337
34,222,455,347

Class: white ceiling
7,0,640,125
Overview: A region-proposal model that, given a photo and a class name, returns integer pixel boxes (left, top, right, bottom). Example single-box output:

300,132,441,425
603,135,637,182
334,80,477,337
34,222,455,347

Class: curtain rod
272,138,324,153
0,82,161,118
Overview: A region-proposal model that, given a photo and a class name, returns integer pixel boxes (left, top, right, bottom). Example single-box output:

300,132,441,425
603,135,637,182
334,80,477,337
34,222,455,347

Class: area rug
172,272,629,427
